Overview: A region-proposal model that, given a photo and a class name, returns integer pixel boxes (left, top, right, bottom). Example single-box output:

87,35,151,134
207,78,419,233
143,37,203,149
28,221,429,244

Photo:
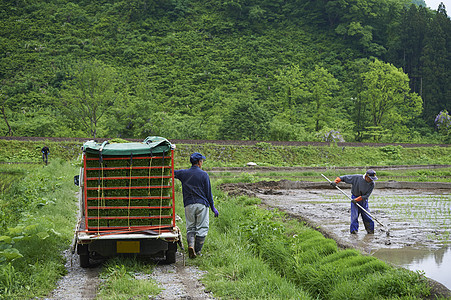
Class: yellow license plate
116,241,140,253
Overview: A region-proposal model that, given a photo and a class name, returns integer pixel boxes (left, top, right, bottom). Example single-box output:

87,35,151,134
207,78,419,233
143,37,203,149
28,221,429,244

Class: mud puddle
222,181,451,290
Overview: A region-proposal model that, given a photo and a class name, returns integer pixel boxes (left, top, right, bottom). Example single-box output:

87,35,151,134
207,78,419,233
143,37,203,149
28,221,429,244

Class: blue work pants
350,195,374,233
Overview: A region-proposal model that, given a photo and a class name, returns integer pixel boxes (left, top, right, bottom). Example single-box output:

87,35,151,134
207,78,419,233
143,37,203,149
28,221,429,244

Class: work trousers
350,195,374,233
42,153,48,164
185,203,209,237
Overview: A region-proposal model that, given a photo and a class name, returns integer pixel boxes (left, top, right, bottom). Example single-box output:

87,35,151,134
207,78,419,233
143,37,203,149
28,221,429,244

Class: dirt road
46,251,214,300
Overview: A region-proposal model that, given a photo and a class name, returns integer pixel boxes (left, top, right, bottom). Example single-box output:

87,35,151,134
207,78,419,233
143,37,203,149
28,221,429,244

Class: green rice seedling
291,263,337,297
86,177,171,188
335,255,379,270
327,278,372,300
86,187,171,198
238,172,258,183
256,238,295,277
88,219,108,227
340,258,390,279
87,208,172,218
295,237,337,256
319,248,360,265
293,255,389,298
296,228,325,241
367,268,430,299
198,215,312,299
202,252,312,299
331,268,431,300
293,249,321,265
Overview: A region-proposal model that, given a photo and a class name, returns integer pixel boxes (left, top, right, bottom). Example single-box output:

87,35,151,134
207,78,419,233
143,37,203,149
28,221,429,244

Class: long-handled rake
321,174,390,237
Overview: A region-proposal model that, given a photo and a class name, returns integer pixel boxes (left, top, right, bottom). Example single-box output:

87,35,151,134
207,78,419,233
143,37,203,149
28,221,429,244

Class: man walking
331,169,378,234
174,152,219,258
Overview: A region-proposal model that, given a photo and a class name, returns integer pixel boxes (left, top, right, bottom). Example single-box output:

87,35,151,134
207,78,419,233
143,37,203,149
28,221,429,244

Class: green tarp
82,136,173,156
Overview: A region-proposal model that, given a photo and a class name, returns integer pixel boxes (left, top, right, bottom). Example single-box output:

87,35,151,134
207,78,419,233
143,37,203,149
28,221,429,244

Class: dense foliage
0,0,449,143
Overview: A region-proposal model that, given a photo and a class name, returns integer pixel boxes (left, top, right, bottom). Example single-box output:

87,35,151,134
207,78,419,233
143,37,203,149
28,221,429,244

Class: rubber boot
187,232,196,259
194,236,206,256
364,222,374,234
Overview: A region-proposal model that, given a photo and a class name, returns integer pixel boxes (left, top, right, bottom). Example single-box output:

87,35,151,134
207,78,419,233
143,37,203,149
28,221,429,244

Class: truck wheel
77,244,90,268
162,242,177,264
79,254,90,268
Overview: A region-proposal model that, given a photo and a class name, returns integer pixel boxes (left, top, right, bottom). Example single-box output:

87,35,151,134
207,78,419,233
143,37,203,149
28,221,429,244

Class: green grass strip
97,257,160,300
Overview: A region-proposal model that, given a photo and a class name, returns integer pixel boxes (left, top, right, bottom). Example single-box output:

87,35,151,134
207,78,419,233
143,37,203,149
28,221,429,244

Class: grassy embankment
1,139,450,168
0,139,449,299
0,159,79,298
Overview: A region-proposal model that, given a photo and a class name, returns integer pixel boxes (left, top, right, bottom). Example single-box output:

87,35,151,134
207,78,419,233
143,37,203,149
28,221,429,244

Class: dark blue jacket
174,166,214,208
339,174,374,201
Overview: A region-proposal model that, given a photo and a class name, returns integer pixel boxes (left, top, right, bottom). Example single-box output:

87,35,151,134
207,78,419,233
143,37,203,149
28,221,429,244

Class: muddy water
255,187,451,289
373,245,451,290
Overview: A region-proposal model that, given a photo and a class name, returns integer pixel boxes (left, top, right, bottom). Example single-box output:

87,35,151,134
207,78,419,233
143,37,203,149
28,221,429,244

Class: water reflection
372,245,451,290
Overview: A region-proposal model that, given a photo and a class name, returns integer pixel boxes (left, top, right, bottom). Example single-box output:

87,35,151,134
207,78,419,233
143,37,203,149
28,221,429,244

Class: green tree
385,4,450,128
58,60,119,138
218,101,271,140
0,92,13,136
325,0,397,55
276,65,340,132
358,59,422,140
421,3,451,124
301,66,340,132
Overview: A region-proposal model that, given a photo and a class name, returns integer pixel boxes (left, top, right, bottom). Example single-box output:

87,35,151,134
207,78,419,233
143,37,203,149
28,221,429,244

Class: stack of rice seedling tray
81,137,175,232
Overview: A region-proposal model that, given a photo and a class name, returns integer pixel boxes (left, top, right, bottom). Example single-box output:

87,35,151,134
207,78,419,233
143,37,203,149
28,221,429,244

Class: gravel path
150,252,215,300
46,250,100,300
46,251,213,300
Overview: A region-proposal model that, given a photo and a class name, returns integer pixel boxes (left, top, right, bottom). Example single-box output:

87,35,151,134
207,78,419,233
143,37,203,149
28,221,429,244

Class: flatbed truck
73,137,181,267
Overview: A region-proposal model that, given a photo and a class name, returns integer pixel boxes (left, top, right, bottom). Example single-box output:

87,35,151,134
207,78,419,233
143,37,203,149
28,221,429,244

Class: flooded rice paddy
251,184,451,290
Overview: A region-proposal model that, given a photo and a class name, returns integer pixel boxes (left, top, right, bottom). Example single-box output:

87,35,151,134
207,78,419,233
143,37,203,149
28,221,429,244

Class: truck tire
162,242,177,264
77,244,90,268
79,254,90,268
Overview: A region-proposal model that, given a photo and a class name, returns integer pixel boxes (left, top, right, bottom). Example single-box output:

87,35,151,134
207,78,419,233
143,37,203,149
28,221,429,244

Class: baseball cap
366,169,378,181
190,152,206,164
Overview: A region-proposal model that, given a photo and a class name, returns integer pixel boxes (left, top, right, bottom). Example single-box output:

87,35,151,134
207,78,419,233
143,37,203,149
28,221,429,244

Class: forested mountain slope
0,0,449,142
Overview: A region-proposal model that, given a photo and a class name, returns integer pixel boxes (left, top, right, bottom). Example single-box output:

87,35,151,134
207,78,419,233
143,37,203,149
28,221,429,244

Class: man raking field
322,171,390,238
